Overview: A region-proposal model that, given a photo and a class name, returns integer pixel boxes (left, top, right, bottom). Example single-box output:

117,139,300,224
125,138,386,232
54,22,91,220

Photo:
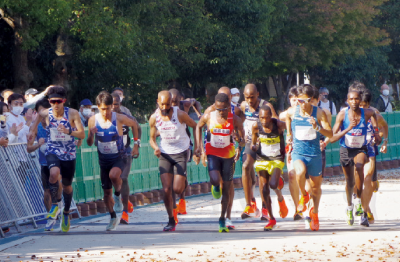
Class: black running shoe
360,214,369,227
293,211,303,221
163,222,176,231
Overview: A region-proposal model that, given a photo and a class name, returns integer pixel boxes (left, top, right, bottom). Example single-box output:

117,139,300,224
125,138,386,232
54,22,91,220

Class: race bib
210,133,230,148
50,128,71,142
295,126,317,141
244,120,255,141
366,132,373,144
98,140,118,154
345,135,365,148
261,142,281,157
160,128,180,143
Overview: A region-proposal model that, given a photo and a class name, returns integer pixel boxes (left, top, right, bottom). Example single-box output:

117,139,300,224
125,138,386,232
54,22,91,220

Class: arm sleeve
23,92,46,110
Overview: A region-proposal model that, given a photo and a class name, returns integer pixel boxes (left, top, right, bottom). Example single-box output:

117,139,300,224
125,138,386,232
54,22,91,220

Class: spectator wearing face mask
318,87,337,115
0,101,9,147
7,93,31,144
79,99,93,127
231,88,241,107
374,84,394,113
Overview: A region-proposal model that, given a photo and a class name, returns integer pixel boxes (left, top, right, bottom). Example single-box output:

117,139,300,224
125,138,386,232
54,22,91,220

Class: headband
48,94,66,99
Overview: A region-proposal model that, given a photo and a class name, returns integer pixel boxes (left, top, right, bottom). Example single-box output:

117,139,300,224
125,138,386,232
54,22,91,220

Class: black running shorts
41,165,50,190
100,157,125,190
159,150,188,177
46,153,76,186
207,155,235,182
339,146,368,167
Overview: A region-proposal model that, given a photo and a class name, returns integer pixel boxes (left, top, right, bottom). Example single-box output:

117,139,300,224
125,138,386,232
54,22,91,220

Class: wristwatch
134,139,141,147
68,126,72,135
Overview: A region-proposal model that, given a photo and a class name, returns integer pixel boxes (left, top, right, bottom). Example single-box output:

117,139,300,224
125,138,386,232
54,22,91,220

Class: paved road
1,170,400,261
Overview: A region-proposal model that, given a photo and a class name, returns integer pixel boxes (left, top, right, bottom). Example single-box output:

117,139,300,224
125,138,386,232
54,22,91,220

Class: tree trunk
272,73,295,112
390,74,399,101
53,31,72,99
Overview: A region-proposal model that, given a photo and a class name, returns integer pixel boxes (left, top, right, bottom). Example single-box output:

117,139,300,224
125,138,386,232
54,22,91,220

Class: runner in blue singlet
286,84,333,231
330,89,381,227
87,91,140,231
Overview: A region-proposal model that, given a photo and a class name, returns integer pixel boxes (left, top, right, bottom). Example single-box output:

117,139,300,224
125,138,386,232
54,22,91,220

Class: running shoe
263,219,276,231
173,208,179,224
251,200,261,218
241,205,254,219
106,217,120,231
218,218,229,233
120,211,129,224
2,227,10,233
211,185,221,199
113,194,123,213
297,192,310,212
360,213,369,227
61,213,70,232
47,204,60,219
278,198,288,218
261,208,269,221
374,181,380,193
309,207,319,231
293,211,303,221
355,203,363,216
367,212,375,224
177,199,187,215
225,218,235,229
128,200,134,213
346,205,354,226
44,218,57,231
278,177,284,190
163,221,176,231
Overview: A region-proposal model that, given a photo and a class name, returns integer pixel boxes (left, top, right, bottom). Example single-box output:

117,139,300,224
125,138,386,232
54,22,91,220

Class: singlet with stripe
243,99,264,142
256,119,285,162
156,107,190,154
95,112,124,164
339,108,367,148
45,107,76,161
206,111,235,158
291,105,321,157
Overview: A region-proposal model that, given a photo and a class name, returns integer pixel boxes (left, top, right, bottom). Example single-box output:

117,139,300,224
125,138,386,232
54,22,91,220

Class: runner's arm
366,109,382,145
234,106,245,121
277,119,287,132
178,109,197,143
250,122,259,151
233,115,245,148
263,101,278,119
195,113,208,156
28,108,48,141
70,109,85,139
285,107,294,143
149,114,159,153
86,115,96,146
26,132,38,153
329,111,352,143
377,113,388,153
317,108,333,138
279,111,287,122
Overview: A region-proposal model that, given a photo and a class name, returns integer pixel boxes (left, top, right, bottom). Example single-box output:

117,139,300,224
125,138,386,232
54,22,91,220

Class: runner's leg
362,157,375,215
242,153,255,207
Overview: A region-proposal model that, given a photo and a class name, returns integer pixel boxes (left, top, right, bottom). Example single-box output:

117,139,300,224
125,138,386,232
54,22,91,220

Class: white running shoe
113,194,123,213
106,217,120,231
225,218,235,229
44,218,57,231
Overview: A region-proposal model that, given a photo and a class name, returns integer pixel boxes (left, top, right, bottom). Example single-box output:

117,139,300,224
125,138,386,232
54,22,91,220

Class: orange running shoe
128,200,134,213
120,211,129,224
261,208,269,221
241,205,255,219
264,219,276,231
173,208,179,224
309,207,319,231
251,200,261,218
297,192,310,212
278,198,288,218
177,199,187,215
278,177,284,190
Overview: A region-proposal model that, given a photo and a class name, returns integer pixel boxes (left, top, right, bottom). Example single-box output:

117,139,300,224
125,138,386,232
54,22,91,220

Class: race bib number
50,128,71,142
345,134,365,148
98,141,119,154
160,128,180,143
261,142,281,157
210,133,230,148
295,126,316,141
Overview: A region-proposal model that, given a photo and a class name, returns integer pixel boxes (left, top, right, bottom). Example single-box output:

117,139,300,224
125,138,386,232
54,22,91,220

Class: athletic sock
347,205,353,211
49,182,59,204
110,211,116,218
114,191,121,197
63,191,73,212
168,216,175,225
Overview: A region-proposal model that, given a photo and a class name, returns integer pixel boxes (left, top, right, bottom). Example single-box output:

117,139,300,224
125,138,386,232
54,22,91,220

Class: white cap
231,88,240,95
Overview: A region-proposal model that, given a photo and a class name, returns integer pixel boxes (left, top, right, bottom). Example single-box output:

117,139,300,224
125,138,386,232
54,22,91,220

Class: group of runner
27,81,388,233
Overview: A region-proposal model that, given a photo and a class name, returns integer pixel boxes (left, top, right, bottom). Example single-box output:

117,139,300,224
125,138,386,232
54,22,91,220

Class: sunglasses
297,98,311,104
49,99,65,104
216,107,229,112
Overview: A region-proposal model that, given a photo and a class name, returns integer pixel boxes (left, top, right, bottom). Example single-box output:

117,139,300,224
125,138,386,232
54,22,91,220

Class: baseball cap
112,87,123,93
25,88,38,96
231,88,240,95
80,99,92,106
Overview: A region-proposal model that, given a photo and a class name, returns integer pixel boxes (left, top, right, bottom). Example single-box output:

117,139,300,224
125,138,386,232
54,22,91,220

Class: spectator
0,102,9,147
25,88,39,102
79,98,93,127
374,84,394,112
7,93,31,144
2,86,53,111
318,87,337,115
231,88,240,107
111,87,133,117
1,89,14,103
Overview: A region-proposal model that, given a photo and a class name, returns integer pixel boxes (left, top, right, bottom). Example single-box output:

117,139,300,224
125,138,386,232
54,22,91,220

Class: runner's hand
89,126,98,135
309,116,317,129
348,118,357,130
374,133,382,146
320,140,326,151
380,144,387,153
234,147,241,162
57,123,67,134
131,145,139,158
76,139,82,148
251,144,258,152
154,147,161,158
38,138,45,146
286,134,292,144
193,154,200,165
195,147,202,158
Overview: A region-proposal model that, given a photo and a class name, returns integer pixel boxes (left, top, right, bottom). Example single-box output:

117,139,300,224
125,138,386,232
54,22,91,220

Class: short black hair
112,87,123,93
348,81,366,93
296,84,315,98
312,85,319,99
288,86,298,98
260,105,272,114
8,93,25,104
215,93,229,104
35,98,51,112
0,102,7,115
47,85,67,98
96,91,113,106
361,90,372,104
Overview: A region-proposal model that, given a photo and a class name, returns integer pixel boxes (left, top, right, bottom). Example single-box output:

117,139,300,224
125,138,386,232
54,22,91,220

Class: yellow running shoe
297,192,310,212
367,212,375,224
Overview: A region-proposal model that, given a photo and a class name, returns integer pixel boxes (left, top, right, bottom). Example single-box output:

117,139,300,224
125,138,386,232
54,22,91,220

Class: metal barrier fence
0,143,79,238
71,111,400,203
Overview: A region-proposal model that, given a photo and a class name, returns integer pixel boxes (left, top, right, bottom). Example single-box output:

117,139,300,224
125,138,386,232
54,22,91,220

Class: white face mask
119,95,124,102
382,89,389,96
12,106,24,116
82,108,92,117
232,96,240,103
